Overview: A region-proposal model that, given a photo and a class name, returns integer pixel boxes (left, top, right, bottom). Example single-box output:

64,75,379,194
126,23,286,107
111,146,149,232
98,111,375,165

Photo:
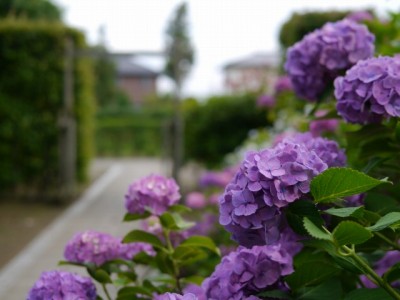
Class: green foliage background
183,94,269,167
0,20,95,195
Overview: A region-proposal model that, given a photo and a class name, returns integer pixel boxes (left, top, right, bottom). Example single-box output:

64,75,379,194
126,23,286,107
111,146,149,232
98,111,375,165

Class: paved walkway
0,158,168,299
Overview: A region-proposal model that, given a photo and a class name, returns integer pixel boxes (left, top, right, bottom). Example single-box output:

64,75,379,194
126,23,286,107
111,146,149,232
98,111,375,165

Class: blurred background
0,0,399,273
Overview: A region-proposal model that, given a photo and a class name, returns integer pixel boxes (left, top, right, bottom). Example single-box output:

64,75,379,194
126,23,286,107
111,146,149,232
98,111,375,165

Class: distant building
112,54,161,105
223,52,280,93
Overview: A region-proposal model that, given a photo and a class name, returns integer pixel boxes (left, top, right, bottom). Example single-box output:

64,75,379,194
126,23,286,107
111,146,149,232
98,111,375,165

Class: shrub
0,19,95,196
183,94,269,167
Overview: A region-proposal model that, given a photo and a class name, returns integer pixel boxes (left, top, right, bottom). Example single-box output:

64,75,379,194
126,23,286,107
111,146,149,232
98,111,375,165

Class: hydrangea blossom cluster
346,11,374,23
185,192,207,209
27,270,96,300
219,132,346,248
119,241,156,260
334,56,400,124
154,292,199,300
288,132,346,168
257,94,276,108
64,230,155,266
285,19,374,101
274,75,293,94
199,167,237,188
202,245,292,299
219,139,327,243
64,230,121,266
125,174,180,215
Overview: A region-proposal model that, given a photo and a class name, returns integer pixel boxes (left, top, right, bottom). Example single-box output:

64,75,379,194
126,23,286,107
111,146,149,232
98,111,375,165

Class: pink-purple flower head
219,132,345,247
285,19,374,101
154,292,199,300
125,174,180,216
257,94,276,108
202,245,292,300
346,11,374,23
335,56,400,124
27,270,97,300
64,230,121,266
274,75,293,94
219,140,327,231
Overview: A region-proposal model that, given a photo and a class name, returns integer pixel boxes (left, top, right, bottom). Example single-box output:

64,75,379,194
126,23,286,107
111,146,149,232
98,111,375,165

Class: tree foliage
0,0,62,22
164,2,194,88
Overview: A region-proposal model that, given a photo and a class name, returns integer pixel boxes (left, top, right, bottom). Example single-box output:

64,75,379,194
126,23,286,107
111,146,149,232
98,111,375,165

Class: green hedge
183,94,270,167
0,20,95,195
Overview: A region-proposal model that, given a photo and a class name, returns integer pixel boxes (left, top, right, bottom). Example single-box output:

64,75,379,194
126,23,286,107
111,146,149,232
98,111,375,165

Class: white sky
54,0,400,97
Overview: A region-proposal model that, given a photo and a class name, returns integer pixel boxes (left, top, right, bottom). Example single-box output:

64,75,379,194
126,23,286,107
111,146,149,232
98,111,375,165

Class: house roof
223,52,280,70
112,54,160,78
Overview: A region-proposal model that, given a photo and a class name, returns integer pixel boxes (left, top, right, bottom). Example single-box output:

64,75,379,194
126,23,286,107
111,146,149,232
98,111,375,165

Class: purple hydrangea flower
199,167,237,188
346,11,374,23
219,140,327,238
185,192,207,209
119,241,156,259
257,94,276,108
274,75,293,94
360,250,400,288
125,174,180,215
202,245,293,299
285,19,374,101
288,132,346,168
183,284,207,300
220,132,345,248
27,270,96,300
64,230,121,266
154,293,198,300
334,56,400,124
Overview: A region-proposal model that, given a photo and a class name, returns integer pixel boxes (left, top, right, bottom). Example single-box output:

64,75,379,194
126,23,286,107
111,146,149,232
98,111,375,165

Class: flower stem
342,246,400,300
163,229,182,293
374,232,400,251
102,283,112,300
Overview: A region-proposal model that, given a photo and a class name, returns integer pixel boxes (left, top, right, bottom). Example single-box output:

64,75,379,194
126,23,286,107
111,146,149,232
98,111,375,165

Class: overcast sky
54,0,400,97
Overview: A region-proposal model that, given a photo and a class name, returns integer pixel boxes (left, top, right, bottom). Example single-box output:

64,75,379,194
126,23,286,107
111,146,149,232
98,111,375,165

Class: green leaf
123,211,151,222
178,235,221,255
117,286,152,299
173,246,208,266
367,212,400,232
384,263,400,284
287,200,324,235
311,168,389,203
365,192,399,215
87,268,112,284
297,278,342,300
168,204,192,213
285,261,340,290
343,288,392,300
303,218,332,241
332,221,373,246
155,251,175,276
159,212,195,230
257,290,291,299
122,230,164,249
324,207,364,219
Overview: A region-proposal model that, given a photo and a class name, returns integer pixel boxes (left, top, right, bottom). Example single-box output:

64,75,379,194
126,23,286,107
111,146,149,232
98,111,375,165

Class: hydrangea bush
27,12,400,300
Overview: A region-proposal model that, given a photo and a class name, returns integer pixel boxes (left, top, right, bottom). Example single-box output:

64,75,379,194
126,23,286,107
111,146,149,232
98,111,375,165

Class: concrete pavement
0,158,168,299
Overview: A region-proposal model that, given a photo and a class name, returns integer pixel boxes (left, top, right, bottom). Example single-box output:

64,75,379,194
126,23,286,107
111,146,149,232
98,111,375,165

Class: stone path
0,158,168,299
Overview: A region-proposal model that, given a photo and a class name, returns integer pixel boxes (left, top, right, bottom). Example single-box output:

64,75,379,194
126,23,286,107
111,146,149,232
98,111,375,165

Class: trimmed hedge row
183,94,270,167
0,20,95,196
